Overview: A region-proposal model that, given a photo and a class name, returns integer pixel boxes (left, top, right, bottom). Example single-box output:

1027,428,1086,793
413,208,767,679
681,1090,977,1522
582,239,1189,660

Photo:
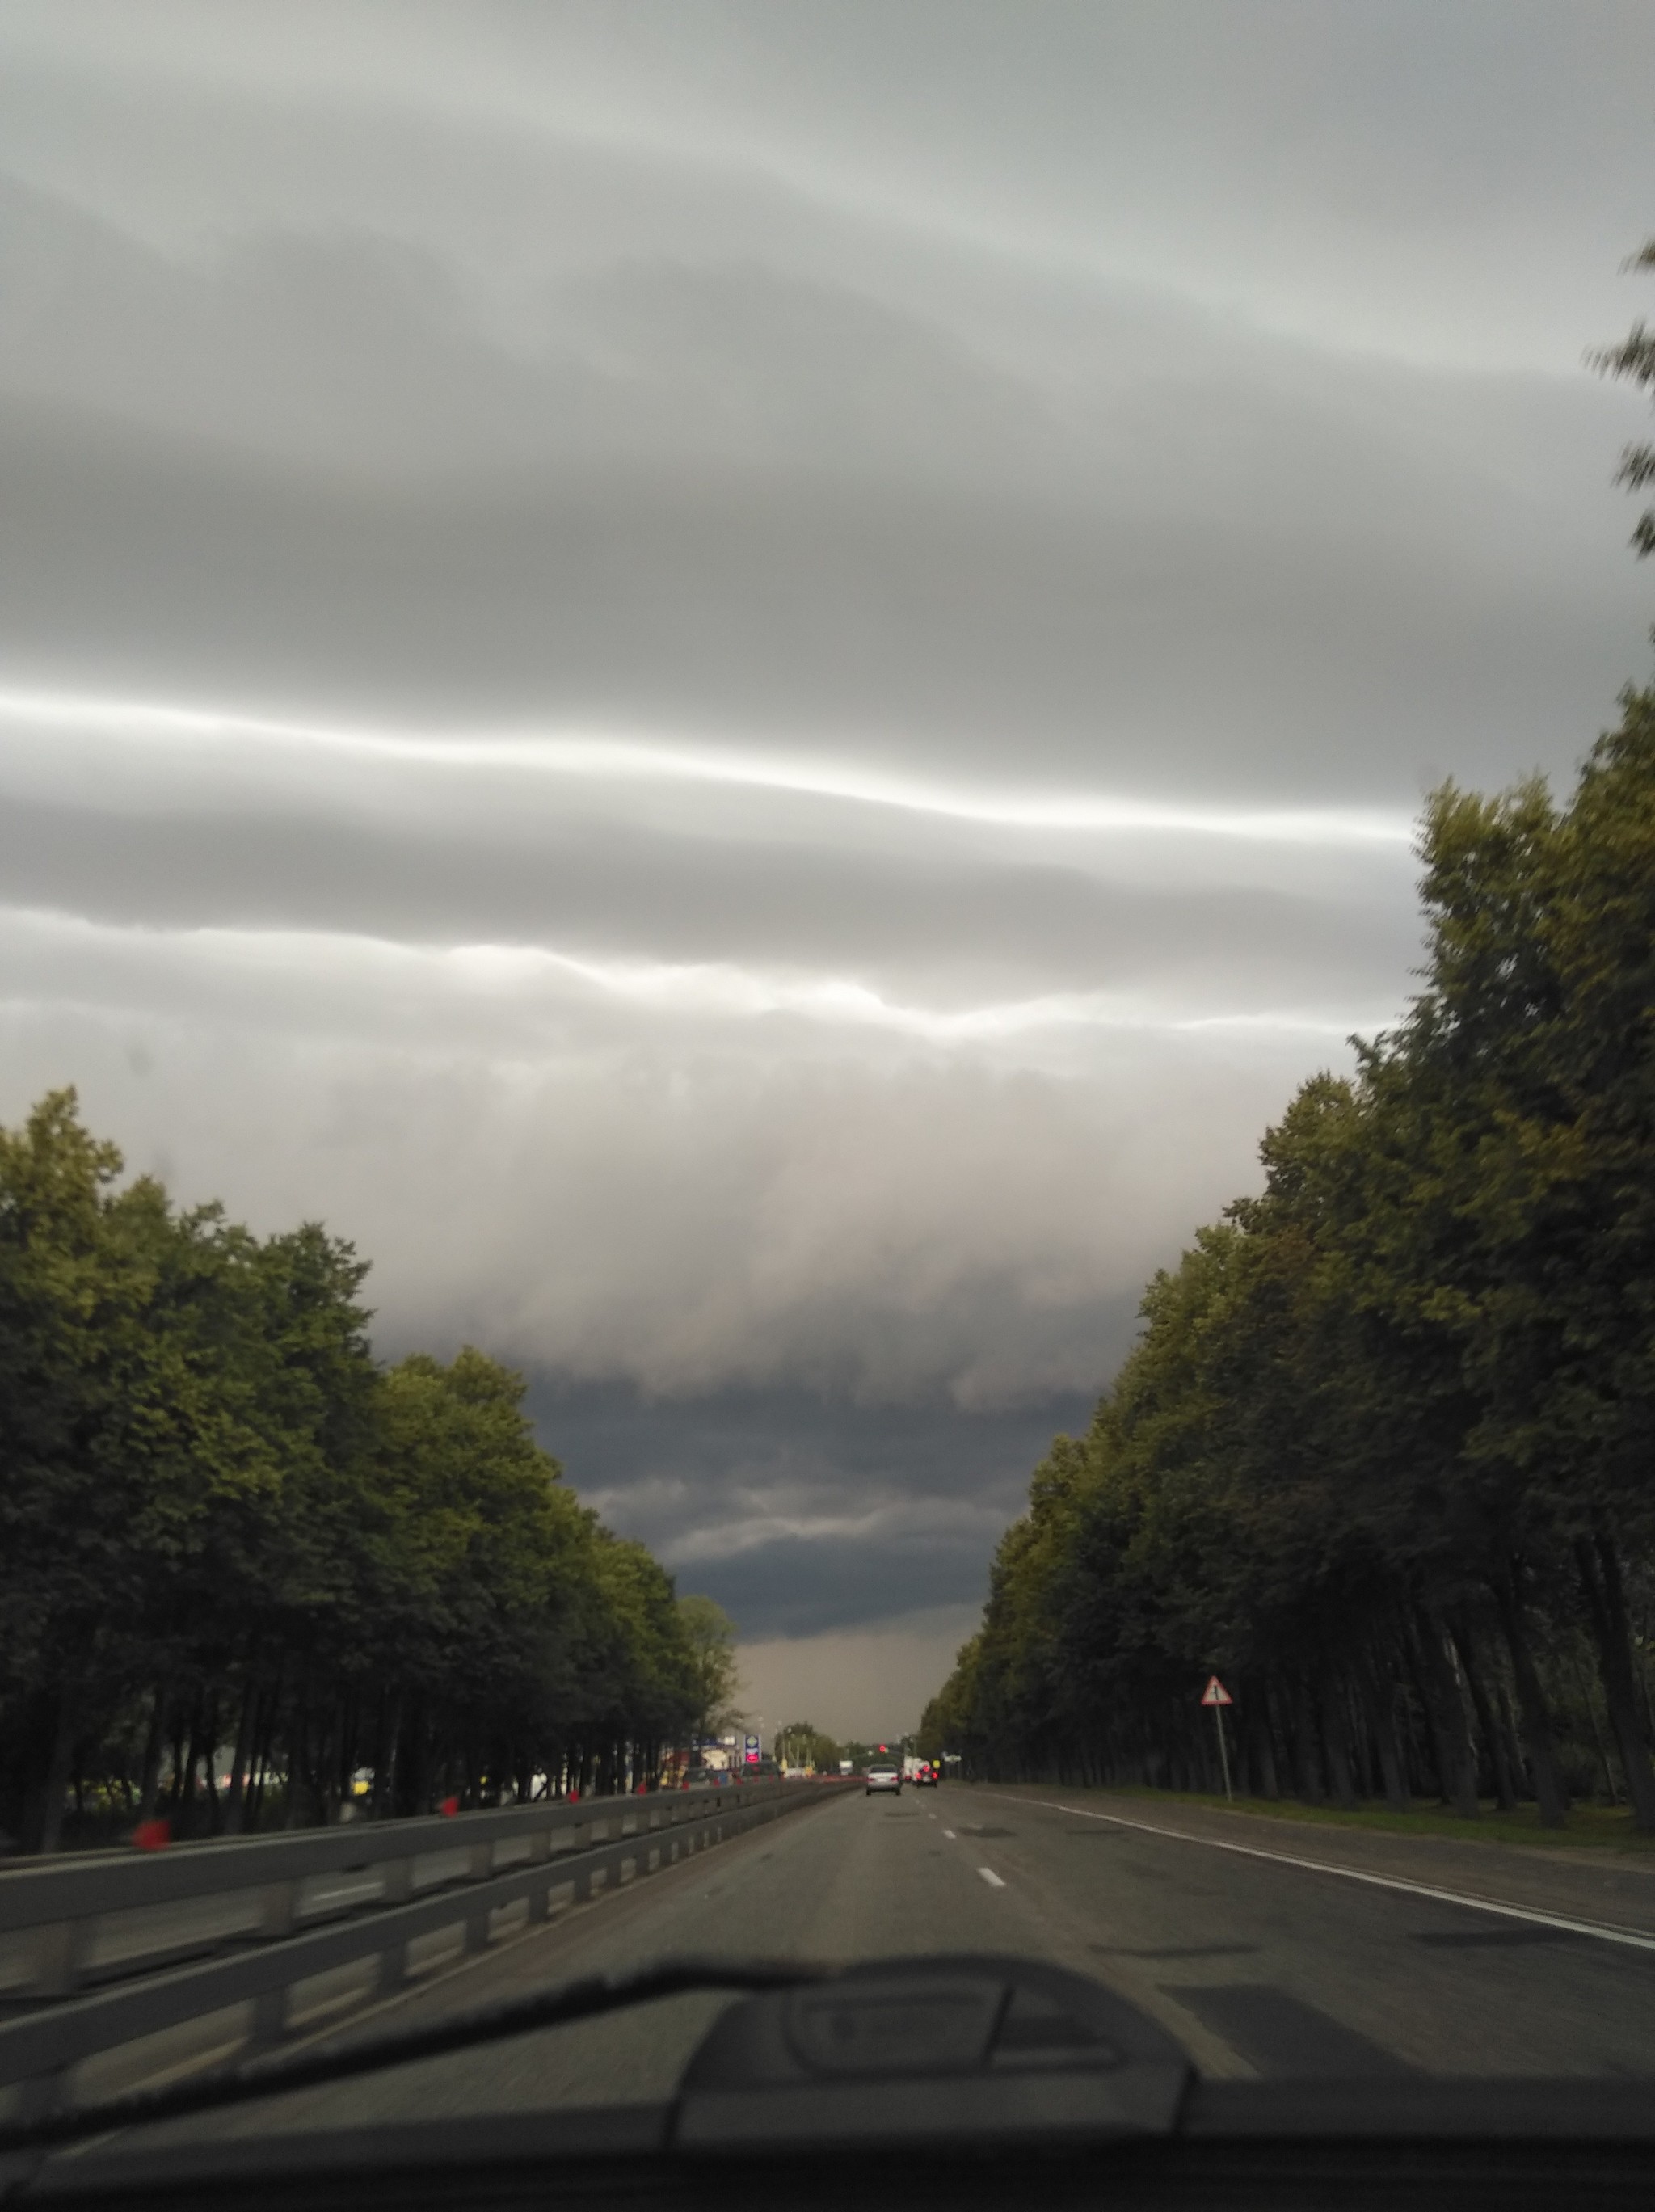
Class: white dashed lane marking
977,1867,1006,1890
942,1828,956,1839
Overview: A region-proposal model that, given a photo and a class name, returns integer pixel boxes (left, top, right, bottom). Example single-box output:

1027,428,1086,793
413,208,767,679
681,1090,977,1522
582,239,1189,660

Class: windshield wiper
0,1957,830,2157
12,1953,1655,2188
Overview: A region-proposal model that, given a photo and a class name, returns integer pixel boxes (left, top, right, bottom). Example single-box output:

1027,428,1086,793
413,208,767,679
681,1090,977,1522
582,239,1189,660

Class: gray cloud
4,381,1643,809
0,981,1330,1408
2,150,1648,801
0,792,1425,1013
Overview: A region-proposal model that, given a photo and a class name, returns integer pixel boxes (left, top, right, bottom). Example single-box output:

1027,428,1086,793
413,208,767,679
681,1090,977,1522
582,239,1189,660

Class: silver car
865,1762,902,1796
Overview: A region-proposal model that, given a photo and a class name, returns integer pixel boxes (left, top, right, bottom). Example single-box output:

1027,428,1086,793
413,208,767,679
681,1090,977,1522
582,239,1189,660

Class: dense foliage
923,689,1655,1827
0,1094,726,1852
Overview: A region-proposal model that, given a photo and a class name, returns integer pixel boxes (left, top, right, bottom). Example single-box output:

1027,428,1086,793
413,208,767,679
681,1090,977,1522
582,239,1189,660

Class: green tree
1590,238,1655,557
775,1720,842,1771
0,1094,289,1846
676,1594,741,1749
0,1089,717,1848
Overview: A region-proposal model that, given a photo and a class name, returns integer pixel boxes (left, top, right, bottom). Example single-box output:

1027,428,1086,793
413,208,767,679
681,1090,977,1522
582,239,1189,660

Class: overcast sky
3,1,1652,1736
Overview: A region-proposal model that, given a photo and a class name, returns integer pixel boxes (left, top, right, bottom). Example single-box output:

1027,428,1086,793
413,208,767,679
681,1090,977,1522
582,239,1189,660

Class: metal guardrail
1,1784,765,1977
0,1777,847,2117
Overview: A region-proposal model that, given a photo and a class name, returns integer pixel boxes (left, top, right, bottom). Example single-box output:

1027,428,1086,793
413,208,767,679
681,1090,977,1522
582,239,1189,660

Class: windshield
5,0,1655,2167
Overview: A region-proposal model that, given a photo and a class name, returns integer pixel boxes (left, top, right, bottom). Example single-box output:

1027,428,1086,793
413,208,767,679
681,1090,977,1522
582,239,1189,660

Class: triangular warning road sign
1200,1675,1233,1706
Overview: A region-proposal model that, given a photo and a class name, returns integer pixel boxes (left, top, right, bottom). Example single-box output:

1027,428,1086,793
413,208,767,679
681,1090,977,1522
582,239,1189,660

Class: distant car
865,1763,902,1796
912,1762,938,1787
680,1766,726,1791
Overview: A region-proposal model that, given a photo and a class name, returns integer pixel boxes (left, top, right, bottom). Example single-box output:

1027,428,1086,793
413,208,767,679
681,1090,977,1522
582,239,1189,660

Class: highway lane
139,1781,1655,2144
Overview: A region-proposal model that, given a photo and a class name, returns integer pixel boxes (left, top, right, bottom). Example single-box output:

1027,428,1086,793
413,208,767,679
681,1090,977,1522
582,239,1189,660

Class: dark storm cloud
2,2,1651,1697
678,1536,1006,1642
520,1380,1099,1640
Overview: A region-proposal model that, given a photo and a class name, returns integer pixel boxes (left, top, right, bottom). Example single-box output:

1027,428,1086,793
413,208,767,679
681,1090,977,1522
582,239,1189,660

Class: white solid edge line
977,1866,1007,1889
1000,1794,1655,1953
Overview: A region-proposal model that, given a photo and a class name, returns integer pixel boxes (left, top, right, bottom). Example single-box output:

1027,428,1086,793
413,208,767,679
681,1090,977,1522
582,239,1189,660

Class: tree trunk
288,1680,311,1828
1494,1561,1569,1825
1291,1679,1323,1800
1358,1658,1409,1811
198,1695,222,1831
1577,1535,1655,1831
1574,1654,1622,1803
166,1714,187,1810
251,1676,282,1828
1449,1613,1517,1812
31,1687,77,1855
179,1700,210,1828
373,1691,403,1819
1245,1686,1280,1800
1345,1677,1377,1802
1493,1675,1529,1802
1318,1674,1358,1808
223,1675,260,1834
1411,1607,1479,1818
137,1683,169,1819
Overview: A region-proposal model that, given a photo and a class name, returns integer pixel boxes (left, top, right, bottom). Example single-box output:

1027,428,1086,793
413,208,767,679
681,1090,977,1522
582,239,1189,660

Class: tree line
0,1092,738,1852
922,683,1655,1826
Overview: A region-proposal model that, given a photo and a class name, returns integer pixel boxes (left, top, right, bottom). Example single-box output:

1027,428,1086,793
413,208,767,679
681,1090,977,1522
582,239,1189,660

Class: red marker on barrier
131,1818,171,1852
439,1794,460,1818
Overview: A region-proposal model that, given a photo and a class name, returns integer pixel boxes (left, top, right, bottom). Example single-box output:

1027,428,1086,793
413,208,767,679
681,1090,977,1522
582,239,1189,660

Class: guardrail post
380,1857,415,1907
13,2061,65,2130
32,1919,89,1999
251,1980,289,2046
375,1932,410,1996
259,1881,297,1941
375,1851,413,1992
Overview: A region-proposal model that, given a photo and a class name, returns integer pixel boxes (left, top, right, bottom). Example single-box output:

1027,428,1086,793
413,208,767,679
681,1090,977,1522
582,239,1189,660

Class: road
147,1781,1655,2142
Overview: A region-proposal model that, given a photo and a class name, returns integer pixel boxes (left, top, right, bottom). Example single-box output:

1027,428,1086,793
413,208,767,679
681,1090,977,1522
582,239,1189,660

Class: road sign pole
1212,1701,1232,1801
1200,1675,1234,1801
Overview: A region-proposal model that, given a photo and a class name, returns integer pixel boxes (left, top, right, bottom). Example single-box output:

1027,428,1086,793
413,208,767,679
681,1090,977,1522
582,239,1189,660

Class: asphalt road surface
149,1782,1655,2142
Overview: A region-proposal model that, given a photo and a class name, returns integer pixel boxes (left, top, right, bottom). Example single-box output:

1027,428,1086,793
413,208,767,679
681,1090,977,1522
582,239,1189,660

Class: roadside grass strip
1004,1795,1655,1955
1095,1787,1655,1855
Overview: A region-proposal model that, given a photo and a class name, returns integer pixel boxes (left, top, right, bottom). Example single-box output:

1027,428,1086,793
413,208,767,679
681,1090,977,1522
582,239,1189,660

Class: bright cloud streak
0,685,1416,851
0,904,1389,1047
